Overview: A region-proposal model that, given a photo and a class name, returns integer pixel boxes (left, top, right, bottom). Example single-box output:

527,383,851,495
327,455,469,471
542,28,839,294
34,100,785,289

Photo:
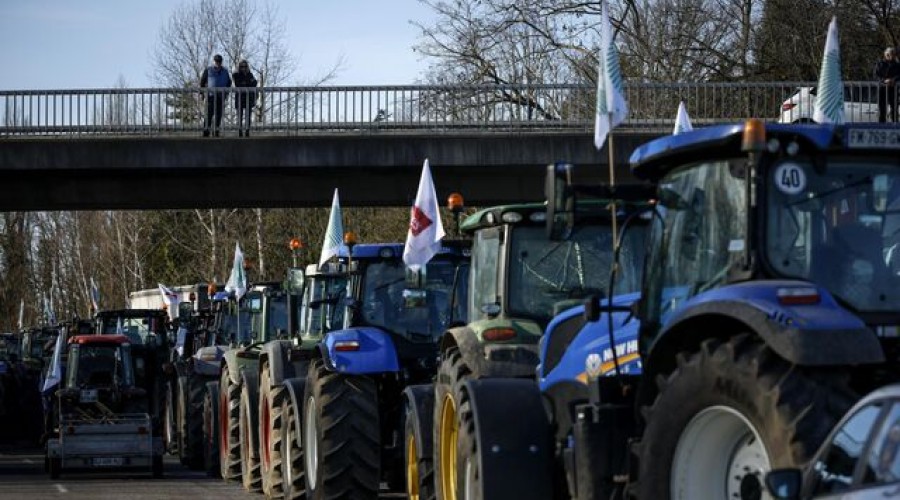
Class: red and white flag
403,159,446,271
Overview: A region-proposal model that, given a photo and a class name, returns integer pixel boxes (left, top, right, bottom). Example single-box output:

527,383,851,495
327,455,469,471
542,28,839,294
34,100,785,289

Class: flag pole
608,119,618,249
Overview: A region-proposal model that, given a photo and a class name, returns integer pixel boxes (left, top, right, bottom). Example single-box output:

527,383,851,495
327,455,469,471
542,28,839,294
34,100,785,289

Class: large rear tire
303,359,380,499
178,376,205,469
281,394,306,499
637,334,856,500
434,348,471,500
218,366,241,481
202,381,220,477
259,365,285,498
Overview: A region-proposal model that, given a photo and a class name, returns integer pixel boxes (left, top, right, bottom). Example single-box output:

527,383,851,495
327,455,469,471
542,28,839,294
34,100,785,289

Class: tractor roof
629,121,899,183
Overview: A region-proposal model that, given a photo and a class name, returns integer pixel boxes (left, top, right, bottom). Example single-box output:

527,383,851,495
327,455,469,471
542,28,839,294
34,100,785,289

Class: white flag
404,159,446,271
673,101,694,135
319,189,347,269
90,276,101,313
158,282,179,307
813,17,844,124
225,242,248,300
41,330,64,393
17,299,24,331
593,0,628,150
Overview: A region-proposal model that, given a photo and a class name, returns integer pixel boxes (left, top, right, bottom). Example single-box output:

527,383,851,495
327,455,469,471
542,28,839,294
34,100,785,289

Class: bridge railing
0,82,883,137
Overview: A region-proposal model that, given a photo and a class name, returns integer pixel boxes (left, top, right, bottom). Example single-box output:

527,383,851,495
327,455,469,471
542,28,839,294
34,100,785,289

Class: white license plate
79,389,98,403
91,457,124,467
847,128,900,149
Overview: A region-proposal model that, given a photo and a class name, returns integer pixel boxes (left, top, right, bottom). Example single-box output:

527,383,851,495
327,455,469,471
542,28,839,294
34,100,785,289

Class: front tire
178,376,205,470
218,367,241,481
259,365,285,498
434,348,471,500
303,359,380,499
281,394,306,499
202,381,220,477
405,408,436,500
637,334,855,500
240,378,262,492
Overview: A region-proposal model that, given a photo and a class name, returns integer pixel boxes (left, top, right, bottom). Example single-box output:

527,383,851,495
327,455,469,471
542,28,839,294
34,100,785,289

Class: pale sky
0,0,436,90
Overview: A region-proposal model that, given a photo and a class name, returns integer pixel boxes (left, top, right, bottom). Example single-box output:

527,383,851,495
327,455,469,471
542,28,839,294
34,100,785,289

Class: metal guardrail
0,82,889,137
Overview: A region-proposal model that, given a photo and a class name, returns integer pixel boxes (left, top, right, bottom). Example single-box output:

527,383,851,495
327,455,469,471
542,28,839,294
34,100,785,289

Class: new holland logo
409,206,432,236
585,353,603,379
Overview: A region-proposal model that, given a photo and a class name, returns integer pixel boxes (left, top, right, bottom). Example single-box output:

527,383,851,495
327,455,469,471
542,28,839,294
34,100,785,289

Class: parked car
779,85,879,123
766,382,900,499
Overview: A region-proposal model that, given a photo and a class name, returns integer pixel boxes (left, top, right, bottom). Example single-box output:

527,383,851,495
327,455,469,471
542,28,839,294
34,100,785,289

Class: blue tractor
461,121,900,500
265,240,470,499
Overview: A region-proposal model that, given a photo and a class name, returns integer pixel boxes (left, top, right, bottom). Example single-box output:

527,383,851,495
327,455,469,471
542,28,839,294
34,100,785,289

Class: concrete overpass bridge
0,81,848,210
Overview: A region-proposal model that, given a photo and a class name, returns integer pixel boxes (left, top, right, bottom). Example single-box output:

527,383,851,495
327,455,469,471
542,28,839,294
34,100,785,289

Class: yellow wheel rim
439,393,459,500
407,432,419,500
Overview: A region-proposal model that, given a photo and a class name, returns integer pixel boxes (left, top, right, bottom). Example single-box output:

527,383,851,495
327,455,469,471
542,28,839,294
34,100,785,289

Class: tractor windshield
300,274,347,337
508,225,645,324
765,157,900,312
66,344,134,388
361,257,464,340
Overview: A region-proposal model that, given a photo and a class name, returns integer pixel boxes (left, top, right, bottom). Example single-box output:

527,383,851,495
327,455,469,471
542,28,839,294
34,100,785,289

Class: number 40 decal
773,163,806,195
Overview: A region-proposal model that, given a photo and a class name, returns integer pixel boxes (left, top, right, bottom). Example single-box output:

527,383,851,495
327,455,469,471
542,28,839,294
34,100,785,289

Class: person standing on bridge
232,59,258,137
875,47,900,123
200,54,232,137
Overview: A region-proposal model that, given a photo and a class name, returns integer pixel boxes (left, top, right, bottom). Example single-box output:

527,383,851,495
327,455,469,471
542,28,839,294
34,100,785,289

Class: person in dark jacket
200,54,232,137
875,47,900,123
232,60,258,137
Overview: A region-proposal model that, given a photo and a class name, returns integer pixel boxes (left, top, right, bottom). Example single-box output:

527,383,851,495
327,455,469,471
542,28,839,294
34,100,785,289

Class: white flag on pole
41,330,64,393
673,101,694,135
813,17,844,124
17,299,24,331
90,276,101,313
158,283,179,307
593,0,628,150
225,242,248,300
403,159,446,271
319,189,347,270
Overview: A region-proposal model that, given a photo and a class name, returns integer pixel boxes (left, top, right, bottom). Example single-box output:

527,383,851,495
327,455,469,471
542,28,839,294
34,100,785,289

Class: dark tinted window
811,403,882,495
862,402,900,486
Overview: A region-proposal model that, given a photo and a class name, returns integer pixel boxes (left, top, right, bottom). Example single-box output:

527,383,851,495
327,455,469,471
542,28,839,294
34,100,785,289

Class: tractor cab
57,335,144,414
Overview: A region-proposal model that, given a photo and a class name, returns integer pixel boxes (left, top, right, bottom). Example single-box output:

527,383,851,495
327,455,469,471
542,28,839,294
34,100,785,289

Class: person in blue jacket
200,54,232,137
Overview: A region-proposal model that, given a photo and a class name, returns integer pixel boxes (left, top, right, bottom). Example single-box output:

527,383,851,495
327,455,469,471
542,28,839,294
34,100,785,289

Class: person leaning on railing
232,60,258,137
875,47,900,123
200,54,232,137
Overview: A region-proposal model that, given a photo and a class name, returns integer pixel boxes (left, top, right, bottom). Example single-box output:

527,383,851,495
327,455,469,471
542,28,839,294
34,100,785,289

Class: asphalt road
0,444,405,499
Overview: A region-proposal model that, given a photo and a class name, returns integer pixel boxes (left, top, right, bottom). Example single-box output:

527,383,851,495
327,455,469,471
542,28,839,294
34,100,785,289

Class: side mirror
287,267,305,292
764,468,802,500
546,162,575,240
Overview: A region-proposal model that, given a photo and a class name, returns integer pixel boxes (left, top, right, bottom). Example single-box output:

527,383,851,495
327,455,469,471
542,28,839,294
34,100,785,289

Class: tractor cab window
469,228,501,322
642,159,747,330
508,224,644,325
765,158,900,312
67,344,133,388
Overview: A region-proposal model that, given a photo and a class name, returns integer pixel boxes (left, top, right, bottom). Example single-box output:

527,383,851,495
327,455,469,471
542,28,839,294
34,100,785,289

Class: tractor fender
442,325,539,379
240,368,260,460
402,384,435,459
221,350,241,386
258,341,296,387
464,378,553,500
653,282,884,366
320,327,399,374
191,346,226,377
281,377,307,441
